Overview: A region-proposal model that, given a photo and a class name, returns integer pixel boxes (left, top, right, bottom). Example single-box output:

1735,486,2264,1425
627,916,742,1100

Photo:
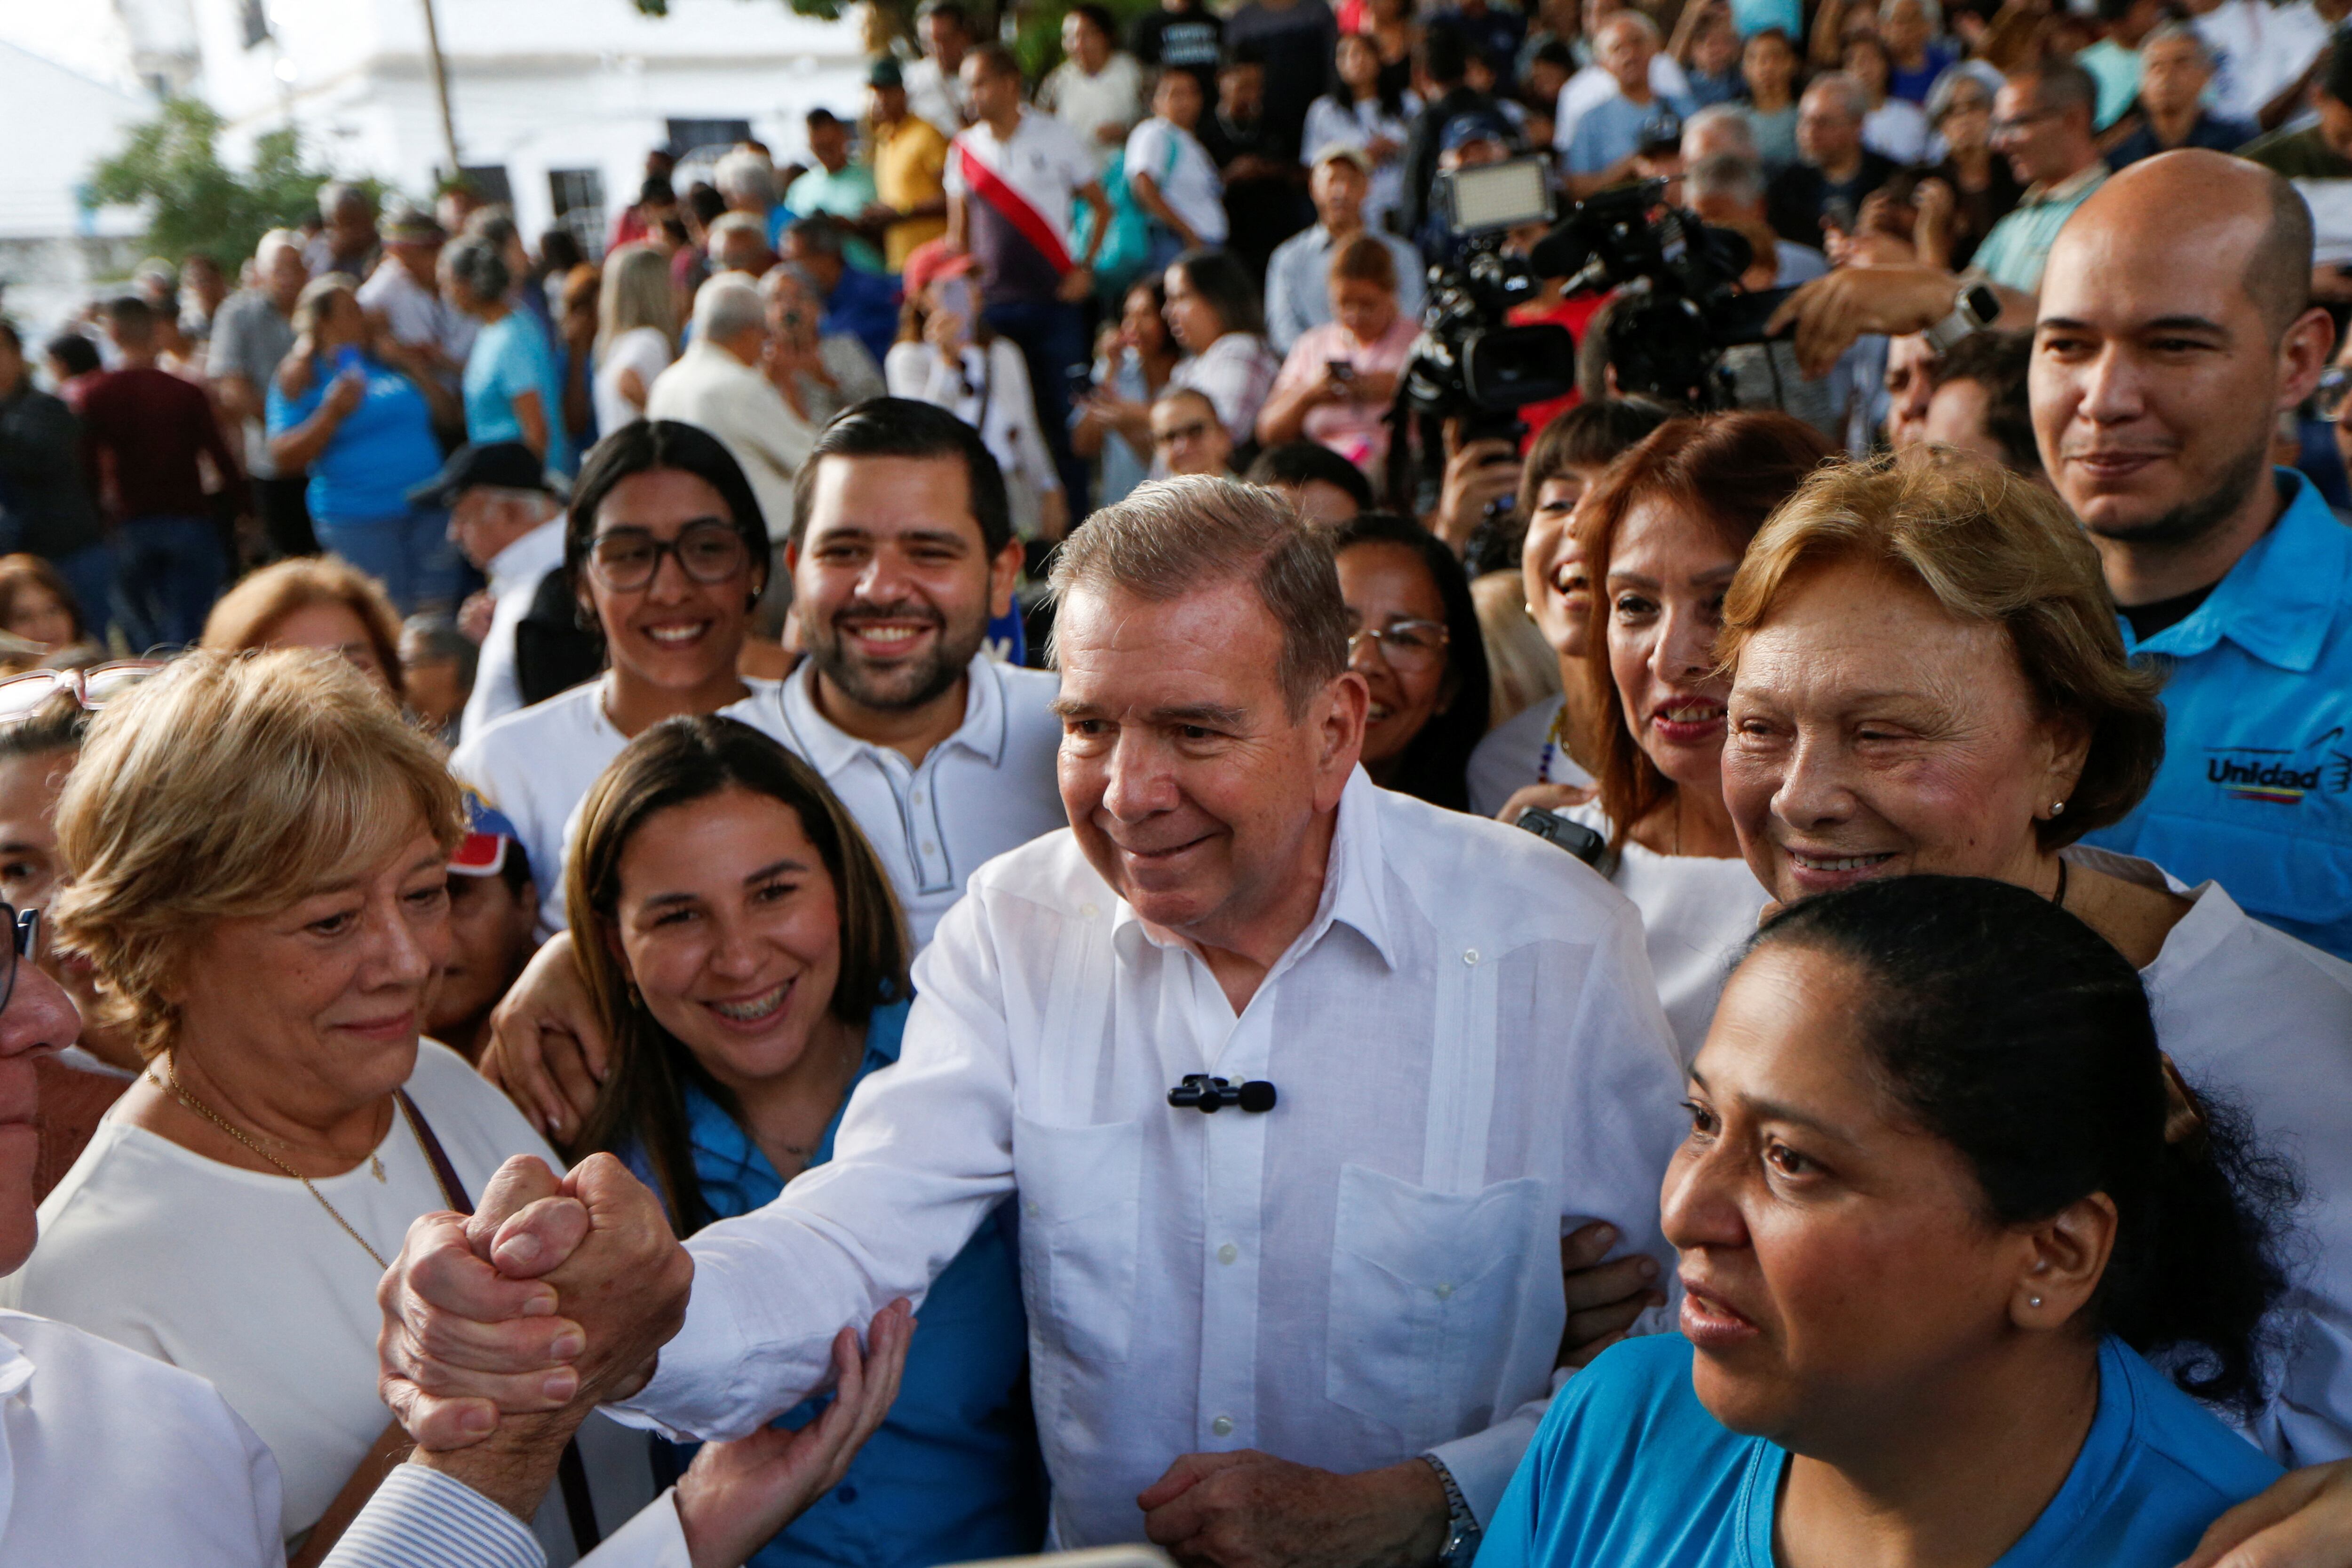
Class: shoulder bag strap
396,1089,605,1553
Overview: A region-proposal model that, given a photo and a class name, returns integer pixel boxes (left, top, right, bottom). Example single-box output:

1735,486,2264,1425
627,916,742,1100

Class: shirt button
1025,1199,1040,1217
1435,1282,1455,1299
1462,948,1480,966
1211,1415,1234,1437
1081,902,1100,919
912,791,924,805
1217,1242,1239,1265
923,840,938,853
835,1484,858,1503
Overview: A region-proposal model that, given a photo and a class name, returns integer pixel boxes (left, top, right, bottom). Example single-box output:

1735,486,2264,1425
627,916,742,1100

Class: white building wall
194,0,875,246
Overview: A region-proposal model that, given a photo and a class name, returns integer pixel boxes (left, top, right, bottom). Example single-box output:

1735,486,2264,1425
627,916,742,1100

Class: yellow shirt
874,115,951,271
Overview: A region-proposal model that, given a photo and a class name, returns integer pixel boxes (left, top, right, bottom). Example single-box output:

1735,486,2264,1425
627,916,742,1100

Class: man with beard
769,397,1065,946
2032,153,2352,963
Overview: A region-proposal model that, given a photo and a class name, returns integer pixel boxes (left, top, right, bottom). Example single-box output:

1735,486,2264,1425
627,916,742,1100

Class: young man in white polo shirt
483,399,1069,1140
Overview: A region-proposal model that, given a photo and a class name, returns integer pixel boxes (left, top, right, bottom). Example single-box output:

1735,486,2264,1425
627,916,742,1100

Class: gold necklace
148,1051,394,1271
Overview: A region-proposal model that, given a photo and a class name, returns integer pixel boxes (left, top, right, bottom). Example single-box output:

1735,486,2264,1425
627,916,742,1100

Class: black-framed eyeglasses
0,903,38,1016
585,518,752,591
0,660,167,728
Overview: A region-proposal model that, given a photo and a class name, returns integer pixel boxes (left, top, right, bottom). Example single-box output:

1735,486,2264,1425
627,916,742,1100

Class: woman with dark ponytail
1482,874,2296,1568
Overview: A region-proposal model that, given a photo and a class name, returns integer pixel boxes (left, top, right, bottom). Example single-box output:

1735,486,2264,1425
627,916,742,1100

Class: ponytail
1750,875,2297,1414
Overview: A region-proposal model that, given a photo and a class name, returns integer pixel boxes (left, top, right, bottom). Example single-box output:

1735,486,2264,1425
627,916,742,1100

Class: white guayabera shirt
613,768,1689,1543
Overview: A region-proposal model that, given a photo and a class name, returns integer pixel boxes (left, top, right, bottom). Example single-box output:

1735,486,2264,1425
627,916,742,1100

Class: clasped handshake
373,1152,915,1567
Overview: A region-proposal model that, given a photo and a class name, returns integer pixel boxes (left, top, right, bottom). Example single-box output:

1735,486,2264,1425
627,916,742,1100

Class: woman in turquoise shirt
564,714,1042,1568
443,234,575,478
1483,874,2294,1568
266,275,461,613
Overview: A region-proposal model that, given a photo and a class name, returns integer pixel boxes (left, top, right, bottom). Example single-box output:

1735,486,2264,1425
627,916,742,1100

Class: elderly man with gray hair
645,274,814,530
376,475,1690,1568
713,146,784,246
1766,72,1900,245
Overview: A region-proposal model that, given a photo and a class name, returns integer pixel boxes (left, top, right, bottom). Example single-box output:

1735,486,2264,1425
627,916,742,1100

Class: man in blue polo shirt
2033,150,2351,959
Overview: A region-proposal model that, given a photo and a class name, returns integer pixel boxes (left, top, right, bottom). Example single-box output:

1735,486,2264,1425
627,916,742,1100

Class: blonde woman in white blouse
1,651,653,1567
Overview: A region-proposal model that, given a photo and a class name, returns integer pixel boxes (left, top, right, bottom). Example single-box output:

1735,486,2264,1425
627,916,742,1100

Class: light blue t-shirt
1566,88,1696,175
265,355,445,523
2085,469,2352,961
461,309,573,476
1482,1334,2280,1568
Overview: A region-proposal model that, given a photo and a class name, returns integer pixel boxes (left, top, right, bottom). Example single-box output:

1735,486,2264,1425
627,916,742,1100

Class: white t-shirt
0,1308,281,1566
2067,844,2352,1466
593,325,674,437
457,514,570,745
883,338,1063,537
1466,695,1595,819
450,675,787,930
2193,0,2329,126
1563,800,1770,1063
1040,52,1147,174
1862,96,1931,166
1,1042,657,1559
1124,117,1227,243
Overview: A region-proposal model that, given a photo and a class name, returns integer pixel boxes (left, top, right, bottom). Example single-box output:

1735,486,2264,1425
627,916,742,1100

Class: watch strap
1424,1453,1482,1568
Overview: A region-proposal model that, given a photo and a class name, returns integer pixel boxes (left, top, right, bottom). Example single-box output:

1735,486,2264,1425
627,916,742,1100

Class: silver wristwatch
1923,280,2002,354
1424,1453,1482,1568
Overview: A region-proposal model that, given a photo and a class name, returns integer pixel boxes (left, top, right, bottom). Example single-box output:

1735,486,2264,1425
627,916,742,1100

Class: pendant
370,1153,386,1183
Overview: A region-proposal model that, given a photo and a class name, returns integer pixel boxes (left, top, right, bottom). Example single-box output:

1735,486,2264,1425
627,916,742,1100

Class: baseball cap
1439,111,1515,154
407,441,554,509
869,56,906,89
902,237,978,299
450,796,527,881
1311,142,1374,175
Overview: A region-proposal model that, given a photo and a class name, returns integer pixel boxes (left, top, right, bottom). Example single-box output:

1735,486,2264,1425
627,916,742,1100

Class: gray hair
707,211,770,264
1879,0,1942,29
714,148,779,207
1682,103,1757,158
1047,477,1349,718
254,228,303,272
1598,9,1661,46
442,235,510,302
1803,71,1869,121
1687,150,1766,207
2142,20,2216,70
1924,59,2003,123
692,273,768,344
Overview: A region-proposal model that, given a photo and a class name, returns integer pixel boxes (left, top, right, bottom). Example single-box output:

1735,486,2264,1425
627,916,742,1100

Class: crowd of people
2,0,2352,1565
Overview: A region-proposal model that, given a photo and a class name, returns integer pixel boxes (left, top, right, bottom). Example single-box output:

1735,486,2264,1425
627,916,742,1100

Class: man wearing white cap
1263,144,1427,353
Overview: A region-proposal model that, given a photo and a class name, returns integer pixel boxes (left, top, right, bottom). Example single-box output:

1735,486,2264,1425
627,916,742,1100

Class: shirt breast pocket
1325,1163,1549,1444
1012,1113,1143,1366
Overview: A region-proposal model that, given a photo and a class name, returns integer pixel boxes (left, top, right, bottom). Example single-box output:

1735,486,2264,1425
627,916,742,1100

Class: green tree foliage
86,98,360,268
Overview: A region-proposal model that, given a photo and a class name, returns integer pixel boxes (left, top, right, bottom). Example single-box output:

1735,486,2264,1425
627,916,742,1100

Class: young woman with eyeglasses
1331,512,1491,812
449,420,796,930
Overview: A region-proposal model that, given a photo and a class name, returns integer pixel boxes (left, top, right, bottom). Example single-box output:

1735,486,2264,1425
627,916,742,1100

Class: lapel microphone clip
1168,1074,1279,1114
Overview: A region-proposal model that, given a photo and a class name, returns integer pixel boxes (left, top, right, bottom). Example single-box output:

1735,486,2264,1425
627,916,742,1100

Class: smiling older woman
1715,454,2352,1467
0,650,653,1564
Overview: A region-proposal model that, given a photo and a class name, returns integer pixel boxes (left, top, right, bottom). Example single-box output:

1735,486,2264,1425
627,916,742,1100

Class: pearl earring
2050,800,2066,818
2028,1295,2042,1308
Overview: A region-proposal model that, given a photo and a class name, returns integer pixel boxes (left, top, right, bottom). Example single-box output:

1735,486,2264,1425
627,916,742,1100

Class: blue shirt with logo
630,999,1044,1568
1480,1334,2280,1568
2084,470,2352,960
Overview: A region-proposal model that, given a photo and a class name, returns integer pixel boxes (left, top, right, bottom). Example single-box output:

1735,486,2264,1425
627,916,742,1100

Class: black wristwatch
1924,280,2002,354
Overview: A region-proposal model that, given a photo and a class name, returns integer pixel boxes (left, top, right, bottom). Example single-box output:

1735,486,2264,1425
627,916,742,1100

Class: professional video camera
1392,163,1796,467
1525,176,1794,407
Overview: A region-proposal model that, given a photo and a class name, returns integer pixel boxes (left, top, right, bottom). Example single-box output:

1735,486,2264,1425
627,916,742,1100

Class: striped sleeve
321,1463,546,1568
